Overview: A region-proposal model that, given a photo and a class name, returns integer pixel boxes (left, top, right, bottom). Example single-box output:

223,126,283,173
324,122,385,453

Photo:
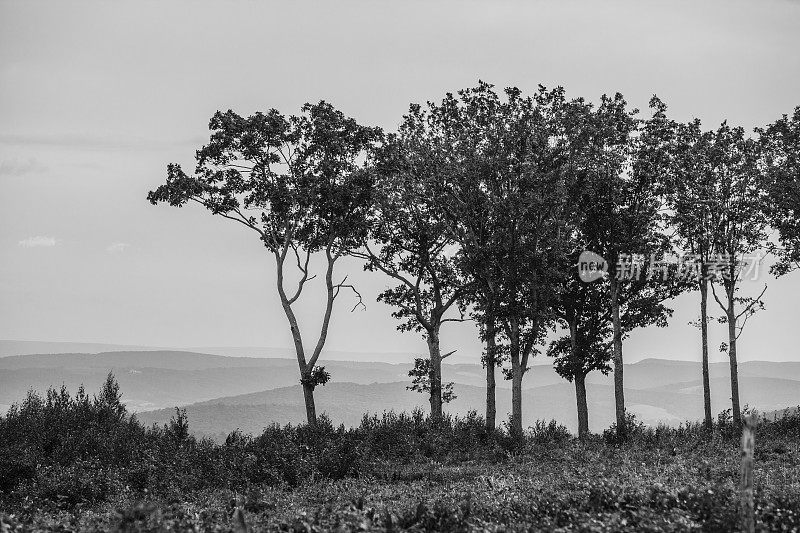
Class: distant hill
4,348,800,435
0,340,165,358
136,373,800,439
0,340,419,364
134,379,696,439
0,351,417,411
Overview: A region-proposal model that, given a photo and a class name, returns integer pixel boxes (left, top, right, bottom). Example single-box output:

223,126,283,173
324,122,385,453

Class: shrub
602,412,646,445
528,420,571,445
6,377,800,529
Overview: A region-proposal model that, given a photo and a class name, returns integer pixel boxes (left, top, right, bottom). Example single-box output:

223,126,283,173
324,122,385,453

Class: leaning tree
148,102,381,426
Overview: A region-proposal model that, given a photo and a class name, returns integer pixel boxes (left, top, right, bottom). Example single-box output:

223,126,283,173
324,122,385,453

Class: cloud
19,236,57,248
0,133,204,152
106,242,130,253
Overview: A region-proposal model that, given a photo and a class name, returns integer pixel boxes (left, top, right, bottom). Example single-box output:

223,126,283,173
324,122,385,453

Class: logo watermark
577,251,764,283
577,250,609,282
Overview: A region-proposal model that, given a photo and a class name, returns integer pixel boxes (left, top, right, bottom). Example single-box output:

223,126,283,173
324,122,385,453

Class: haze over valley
4,342,799,439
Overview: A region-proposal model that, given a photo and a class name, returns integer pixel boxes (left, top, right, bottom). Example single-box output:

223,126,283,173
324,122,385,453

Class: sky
1,0,799,364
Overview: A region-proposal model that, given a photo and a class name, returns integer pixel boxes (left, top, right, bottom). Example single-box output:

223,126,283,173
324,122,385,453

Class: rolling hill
136,373,800,439
3,348,799,437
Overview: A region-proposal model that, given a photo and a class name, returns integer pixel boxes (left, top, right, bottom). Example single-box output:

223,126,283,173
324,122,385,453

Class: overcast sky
1,0,799,363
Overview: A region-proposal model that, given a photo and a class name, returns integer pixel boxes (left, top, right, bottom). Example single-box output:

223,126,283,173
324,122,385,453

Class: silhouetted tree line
148,83,800,440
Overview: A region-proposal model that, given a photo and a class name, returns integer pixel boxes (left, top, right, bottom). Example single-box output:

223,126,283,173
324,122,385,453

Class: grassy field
5,436,800,532
2,380,800,531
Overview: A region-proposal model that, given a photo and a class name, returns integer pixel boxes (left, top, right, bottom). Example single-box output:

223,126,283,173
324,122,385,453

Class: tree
549,273,612,438
417,82,507,432
147,102,381,426
547,96,684,439
664,118,720,431
425,83,575,438
582,95,682,439
761,106,800,277
705,123,769,426
547,94,630,439
94,372,126,422
407,357,457,405
356,128,470,420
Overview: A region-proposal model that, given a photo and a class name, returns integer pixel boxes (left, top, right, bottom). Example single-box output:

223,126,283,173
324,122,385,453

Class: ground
4,434,800,532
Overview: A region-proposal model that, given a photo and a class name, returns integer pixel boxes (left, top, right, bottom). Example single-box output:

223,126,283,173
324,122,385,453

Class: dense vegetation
2,378,800,532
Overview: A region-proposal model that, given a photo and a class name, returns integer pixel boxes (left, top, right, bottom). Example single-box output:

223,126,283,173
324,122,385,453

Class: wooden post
740,414,756,533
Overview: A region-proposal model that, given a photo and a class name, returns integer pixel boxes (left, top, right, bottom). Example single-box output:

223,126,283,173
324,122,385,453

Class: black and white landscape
2,1,800,531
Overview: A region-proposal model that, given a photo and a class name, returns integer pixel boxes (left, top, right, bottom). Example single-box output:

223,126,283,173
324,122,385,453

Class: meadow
2,377,800,532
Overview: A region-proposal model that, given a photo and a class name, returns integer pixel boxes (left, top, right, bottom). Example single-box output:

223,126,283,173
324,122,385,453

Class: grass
2,376,800,531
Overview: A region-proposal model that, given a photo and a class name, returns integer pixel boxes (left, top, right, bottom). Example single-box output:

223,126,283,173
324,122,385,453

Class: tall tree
426,83,575,438
705,123,769,426
371,83,508,431
761,106,800,277
427,83,507,432
664,119,720,431
583,95,681,439
356,129,470,421
147,102,381,426
548,95,615,438
549,273,612,438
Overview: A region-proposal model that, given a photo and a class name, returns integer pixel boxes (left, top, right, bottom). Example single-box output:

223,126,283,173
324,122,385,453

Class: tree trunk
276,249,320,428
301,378,317,427
510,361,523,439
575,373,589,438
568,318,589,438
284,308,317,427
610,277,626,439
699,275,713,431
427,328,443,421
485,317,497,432
727,294,742,425
509,319,524,439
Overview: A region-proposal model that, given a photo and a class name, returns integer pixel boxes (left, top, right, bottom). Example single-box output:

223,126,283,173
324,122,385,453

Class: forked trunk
699,275,713,430
610,277,626,439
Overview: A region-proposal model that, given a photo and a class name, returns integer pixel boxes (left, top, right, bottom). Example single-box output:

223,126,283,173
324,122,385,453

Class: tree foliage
148,102,381,426
761,106,800,276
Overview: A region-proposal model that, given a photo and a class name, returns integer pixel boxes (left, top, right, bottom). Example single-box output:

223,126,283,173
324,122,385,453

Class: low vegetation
2,377,800,531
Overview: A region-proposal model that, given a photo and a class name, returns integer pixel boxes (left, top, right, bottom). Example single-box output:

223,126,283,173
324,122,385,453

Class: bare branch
189,197,265,238
735,284,767,321
333,277,367,312
709,279,728,314
286,243,316,305
360,243,418,290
